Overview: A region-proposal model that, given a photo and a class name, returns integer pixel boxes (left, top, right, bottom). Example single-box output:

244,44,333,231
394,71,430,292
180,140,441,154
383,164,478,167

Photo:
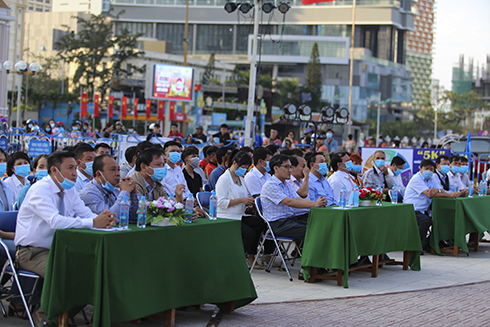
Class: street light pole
376,93,381,147
434,106,438,141
16,76,21,127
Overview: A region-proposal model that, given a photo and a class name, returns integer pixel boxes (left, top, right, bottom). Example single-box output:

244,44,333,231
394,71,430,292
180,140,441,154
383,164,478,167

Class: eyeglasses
280,165,293,170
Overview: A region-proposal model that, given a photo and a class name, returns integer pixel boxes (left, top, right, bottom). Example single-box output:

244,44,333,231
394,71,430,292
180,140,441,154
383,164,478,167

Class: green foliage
305,42,323,110
272,78,303,109
236,70,273,89
202,52,216,85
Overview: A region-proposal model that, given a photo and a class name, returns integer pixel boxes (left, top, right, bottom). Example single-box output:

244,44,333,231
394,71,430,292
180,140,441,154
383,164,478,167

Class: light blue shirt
79,179,140,223
308,172,338,206
403,172,437,213
75,169,92,192
326,138,338,153
0,180,14,212
261,175,299,222
206,165,226,191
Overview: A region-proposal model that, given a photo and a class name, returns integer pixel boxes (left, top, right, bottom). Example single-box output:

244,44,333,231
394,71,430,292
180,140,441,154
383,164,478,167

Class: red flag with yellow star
121,96,128,119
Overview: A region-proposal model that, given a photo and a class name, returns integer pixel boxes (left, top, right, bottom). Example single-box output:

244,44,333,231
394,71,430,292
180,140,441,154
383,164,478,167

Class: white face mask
189,157,200,169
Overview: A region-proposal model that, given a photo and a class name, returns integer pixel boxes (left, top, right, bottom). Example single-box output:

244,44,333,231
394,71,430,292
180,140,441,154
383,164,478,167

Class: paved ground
2,236,490,326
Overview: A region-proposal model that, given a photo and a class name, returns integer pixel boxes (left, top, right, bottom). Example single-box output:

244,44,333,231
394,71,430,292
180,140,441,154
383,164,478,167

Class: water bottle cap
189,193,193,196
341,186,346,189
169,193,174,197
141,196,146,200
123,196,128,200
393,184,397,187
212,191,216,195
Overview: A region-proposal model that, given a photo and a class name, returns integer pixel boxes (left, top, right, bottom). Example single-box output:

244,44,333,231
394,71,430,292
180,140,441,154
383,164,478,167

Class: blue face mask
36,169,48,179
82,161,94,177
394,169,402,176
100,172,116,192
168,152,181,164
317,163,328,176
344,160,353,171
149,166,167,182
326,133,333,139
352,165,362,174
451,166,461,174
440,165,450,174
235,167,247,177
14,164,31,178
460,166,469,174
375,160,385,168
73,126,79,131
264,161,271,173
422,170,434,180
0,163,6,176
55,168,76,190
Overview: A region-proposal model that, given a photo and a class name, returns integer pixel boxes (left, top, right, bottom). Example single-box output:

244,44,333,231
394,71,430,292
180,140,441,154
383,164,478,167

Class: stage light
239,3,253,14
278,2,290,14
224,2,238,13
262,2,275,13
283,103,297,116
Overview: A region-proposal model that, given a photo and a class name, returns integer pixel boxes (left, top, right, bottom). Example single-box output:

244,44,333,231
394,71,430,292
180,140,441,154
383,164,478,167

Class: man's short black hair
7,151,31,176
206,146,219,157
289,155,299,167
136,148,164,172
265,144,280,155
94,143,111,153
270,154,290,175
435,155,449,164
181,146,199,161
216,147,229,166
220,124,228,129
202,145,211,158
125,146,138,163
253,147,273,166
136,141,154,155
420,159,436,169
330,153,344,172
93,154,114,175
171,123,178,127
74,143,95,160
47,151,75,173
391,155,406,167
306,152,325,169
460,156,469,163
62,146,75,152
281,149,294,156
449,155,461,164
292,149,304,157
163,140,182,153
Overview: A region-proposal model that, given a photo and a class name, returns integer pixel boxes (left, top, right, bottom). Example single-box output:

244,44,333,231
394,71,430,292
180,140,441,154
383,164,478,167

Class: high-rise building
0,0,15,116
406,0,435,110
52,0,110,15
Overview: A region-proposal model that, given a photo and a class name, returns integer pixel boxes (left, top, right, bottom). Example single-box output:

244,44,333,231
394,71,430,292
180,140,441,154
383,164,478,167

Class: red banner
158,101,164,120
108,96,114,118
81,93,88,118
133,98,139,120
94,95,100,118
301,0,334,4
146,99,151,120
121,96,128,119
194,84,201,92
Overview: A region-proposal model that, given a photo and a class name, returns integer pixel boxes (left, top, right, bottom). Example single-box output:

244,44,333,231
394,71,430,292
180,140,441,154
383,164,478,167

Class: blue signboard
28,140,51,157
412,148,451,173
212,113,227,126
0,138,7,152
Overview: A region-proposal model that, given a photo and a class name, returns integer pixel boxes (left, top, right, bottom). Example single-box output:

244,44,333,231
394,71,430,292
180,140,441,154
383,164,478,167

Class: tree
273,78,303,109
305,42,322,110
202,52,216,85
55,9,144,101
235,70,273,89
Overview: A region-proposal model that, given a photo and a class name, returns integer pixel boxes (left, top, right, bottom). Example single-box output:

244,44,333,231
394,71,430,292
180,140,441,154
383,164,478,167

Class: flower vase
359,200,374,207
151,217,177,227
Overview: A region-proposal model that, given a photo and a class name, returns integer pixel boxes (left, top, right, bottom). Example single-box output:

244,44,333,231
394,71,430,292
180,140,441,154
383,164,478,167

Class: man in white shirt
387,155,407,199
74,143,96,192
245,147,272,197
460,156,471,188
447,155,469,196
432,155,450,191
328,152,356,203
14,151,117,278
161,140,189,199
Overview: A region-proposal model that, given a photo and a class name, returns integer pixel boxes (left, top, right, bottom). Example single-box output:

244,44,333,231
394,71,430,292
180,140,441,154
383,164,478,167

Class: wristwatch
438,189,442,193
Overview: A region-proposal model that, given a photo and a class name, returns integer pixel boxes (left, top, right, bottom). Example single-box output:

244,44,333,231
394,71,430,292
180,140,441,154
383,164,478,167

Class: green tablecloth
431,196,490,255
301,203,422,288
41,218,257,326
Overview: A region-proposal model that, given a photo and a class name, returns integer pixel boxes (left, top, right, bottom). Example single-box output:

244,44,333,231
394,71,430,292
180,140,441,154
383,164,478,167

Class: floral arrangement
146,197,185,226
359,187,383,202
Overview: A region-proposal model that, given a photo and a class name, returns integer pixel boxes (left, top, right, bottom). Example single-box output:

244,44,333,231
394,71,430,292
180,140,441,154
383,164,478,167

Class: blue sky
432,0,490,90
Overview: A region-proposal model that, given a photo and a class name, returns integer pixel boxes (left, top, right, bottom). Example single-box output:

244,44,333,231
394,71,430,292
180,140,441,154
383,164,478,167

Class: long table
431,196,490,256
41,218,257,327
301,203,422,288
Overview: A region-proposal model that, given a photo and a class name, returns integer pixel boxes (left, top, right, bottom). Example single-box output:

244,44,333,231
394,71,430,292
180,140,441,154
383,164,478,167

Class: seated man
261,154,327,242
125,141,155,178
387,156,406,191
244,147,272,197
94,143,111,156
307,152,337,207
74,143,96,192
14,151,116,279
447,155,469,196
181,146,203,197
459,156,471,189
403,159,459,250
161,141,189,199
288,155,310,217
362,150,396,195
432,155,450,191
327,152,356,203
206,147,229,191
120,146,137,178
204,146,219,180
80,154,140,223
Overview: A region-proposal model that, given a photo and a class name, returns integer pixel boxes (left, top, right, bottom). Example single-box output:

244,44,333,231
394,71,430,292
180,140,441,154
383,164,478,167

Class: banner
133,98,139,120
28,140,51,157
146,99,151,120
81,93,88,118
108,96,114,118
301,0,334,5
94,95,100,118
121,96,128,119
158,101,164,120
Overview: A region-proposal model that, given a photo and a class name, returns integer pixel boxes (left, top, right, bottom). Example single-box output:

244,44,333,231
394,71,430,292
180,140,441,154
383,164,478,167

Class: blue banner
0,138,7,152
28,140,51,157
412,148,451,173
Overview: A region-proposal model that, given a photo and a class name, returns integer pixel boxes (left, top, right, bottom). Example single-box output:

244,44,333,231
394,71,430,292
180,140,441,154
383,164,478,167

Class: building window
44,7,50,11
35,6,43,11
195,24,233,54
115,22,153,38
28,5,33,10
156,23,194,54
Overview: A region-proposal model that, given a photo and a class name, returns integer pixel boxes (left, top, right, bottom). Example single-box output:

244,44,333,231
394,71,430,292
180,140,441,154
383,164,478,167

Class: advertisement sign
0,138,7,152
29,140,51,157
149,64,194,101
412,148,451,173
212,113,227,126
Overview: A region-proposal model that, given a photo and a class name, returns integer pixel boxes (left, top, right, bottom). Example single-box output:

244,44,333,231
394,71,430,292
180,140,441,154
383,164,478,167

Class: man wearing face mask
327,152,356,203
362,150,393,195
460,156,471,188
432,155,450,191
404,160,459,250
325,129,338,156
447,155,469,197
349,154,364,188
80,155,139,222
74,143,96,192
182,146,203,197
307,152,337,209
244,147,272,197
161,141,189,199
387,156,407,195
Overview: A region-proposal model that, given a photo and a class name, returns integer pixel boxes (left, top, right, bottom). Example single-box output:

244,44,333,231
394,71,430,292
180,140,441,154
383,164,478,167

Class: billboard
146,64,195,102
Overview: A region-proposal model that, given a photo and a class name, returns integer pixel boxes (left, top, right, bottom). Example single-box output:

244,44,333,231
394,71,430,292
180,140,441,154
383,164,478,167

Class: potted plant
146,197,185,226
359,187,383,207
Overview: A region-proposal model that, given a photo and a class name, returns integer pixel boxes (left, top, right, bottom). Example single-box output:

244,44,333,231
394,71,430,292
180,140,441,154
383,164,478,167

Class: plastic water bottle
390,184,398,204
481,179,487,196
137,196,147,228
184,194,194,223
209,191,218,220
119,196,130,229
469,183,474,197
376,185,383,206
453,180,458,193
352,185,359,207
168,192,175,202
339,186,346,209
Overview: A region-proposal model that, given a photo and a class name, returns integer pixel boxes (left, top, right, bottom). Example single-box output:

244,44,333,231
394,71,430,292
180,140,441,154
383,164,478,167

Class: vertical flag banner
158,101,164,120
108,96,114,118
81,93,88,118
121,96,128,119
169,101,175,120
146,99,151,120
94,95,100,118
134,98,139,120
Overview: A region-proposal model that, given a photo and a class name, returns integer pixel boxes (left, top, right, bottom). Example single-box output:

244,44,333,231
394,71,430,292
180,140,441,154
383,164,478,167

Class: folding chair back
0,211,18,233
196,192,211,212
203,184,211,192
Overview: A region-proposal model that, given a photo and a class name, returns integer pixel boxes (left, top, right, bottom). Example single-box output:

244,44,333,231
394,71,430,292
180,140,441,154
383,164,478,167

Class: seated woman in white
215,150,265,267
4,151,32,204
